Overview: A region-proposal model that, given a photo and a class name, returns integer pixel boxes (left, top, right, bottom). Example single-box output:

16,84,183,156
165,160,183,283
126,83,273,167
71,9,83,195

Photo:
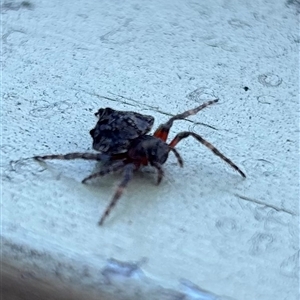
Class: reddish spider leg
81,160,131,225
153,99,219,141
98,163,135,225
34,152,108,161
169,147,184,167
169,132,246,178
34,151,134,225
90,149,182,225
81,160,126,183
152,147,182,185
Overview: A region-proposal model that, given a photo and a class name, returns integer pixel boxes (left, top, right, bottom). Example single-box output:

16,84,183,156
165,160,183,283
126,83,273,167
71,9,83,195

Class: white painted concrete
2,0,299,299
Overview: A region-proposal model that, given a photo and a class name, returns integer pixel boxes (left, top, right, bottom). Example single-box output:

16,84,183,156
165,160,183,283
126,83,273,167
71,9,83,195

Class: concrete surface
1,0,299,299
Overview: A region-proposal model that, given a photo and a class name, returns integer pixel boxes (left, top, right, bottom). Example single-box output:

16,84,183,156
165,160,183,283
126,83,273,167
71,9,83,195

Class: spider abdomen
90,107,154,154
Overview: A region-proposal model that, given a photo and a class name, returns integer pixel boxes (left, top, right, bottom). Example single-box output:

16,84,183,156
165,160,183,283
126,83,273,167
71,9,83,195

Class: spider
34,99,246,225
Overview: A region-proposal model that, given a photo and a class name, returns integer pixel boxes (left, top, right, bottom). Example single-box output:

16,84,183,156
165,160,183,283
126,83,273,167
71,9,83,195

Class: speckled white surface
1,0,299,299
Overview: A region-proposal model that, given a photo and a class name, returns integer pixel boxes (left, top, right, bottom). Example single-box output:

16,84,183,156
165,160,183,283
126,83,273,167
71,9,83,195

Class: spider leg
82,161,126,183
169,131,246,178
153,99,218,141
34,152,109,162
152,162,164,185
169,147,184,167
150,148,183,185
98,163,135,225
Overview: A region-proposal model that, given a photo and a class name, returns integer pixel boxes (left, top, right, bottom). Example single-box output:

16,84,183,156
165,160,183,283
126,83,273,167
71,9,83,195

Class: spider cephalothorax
34,99,246,225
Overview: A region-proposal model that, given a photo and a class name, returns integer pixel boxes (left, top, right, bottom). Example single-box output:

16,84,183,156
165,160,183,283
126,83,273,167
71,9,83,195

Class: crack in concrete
234,193,297,216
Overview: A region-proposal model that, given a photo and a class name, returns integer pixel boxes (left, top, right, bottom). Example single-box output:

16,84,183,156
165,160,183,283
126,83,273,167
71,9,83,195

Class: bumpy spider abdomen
90,107,154,154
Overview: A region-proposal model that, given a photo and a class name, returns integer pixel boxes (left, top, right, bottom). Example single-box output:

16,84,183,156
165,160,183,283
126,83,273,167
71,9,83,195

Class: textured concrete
1,0,299,299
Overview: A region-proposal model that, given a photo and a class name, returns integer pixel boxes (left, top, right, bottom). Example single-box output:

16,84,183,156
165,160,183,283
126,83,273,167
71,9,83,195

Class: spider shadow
82,159,245,225
164,160,246,201
84,161,165,195
81,161,176,223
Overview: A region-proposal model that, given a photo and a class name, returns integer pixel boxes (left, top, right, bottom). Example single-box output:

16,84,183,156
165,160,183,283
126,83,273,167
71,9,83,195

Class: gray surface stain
1,1,33,13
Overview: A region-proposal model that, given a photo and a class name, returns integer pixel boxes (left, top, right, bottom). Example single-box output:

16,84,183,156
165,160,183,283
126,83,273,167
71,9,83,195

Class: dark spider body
34,99,246,225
